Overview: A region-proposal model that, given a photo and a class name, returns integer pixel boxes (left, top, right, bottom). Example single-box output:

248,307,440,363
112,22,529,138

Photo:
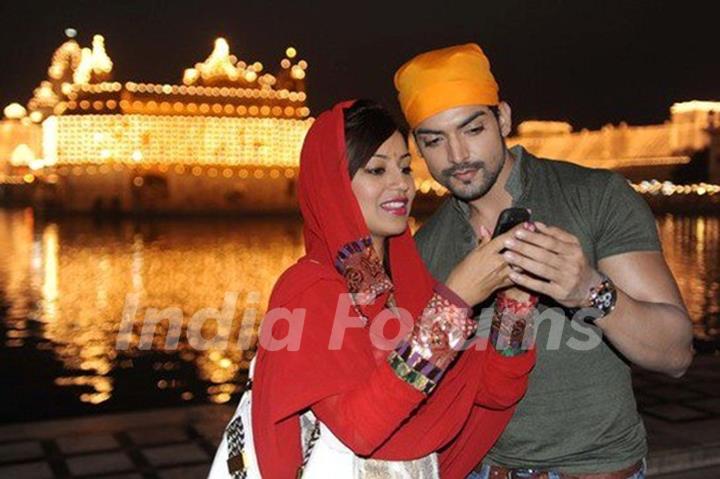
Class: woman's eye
402,166,413,175
365,167,385,175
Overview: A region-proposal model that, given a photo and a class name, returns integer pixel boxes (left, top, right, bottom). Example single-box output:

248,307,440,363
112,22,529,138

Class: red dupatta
251,101,523,478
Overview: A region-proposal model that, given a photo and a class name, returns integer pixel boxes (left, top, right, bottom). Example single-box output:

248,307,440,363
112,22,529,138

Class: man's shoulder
528,155,625,199
528,152,616,189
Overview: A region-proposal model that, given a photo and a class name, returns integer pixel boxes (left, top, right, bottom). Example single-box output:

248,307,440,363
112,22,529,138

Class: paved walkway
1,355,718,478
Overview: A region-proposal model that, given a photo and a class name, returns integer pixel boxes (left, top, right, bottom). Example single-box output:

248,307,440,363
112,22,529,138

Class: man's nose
447,135,470,164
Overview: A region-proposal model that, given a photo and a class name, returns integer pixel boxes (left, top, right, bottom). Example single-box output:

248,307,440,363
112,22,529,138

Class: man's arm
594,250,694,377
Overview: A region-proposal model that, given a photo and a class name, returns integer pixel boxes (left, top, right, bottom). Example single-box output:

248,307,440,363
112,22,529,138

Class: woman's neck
371,235,385,264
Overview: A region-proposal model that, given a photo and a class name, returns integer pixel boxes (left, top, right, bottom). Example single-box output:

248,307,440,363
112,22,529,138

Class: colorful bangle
387,291,475,394
489,294,538,356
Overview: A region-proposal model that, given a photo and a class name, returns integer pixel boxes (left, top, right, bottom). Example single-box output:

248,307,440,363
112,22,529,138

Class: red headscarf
251,101,528,478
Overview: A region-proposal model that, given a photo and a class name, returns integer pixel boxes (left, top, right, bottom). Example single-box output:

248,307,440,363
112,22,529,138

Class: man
394,44,694,478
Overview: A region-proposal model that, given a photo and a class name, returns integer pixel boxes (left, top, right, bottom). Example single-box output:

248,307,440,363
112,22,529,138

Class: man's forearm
595,288,694,377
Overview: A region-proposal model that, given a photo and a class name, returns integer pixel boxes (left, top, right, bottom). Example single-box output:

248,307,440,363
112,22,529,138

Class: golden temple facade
1,32,719,211
1,33,313,213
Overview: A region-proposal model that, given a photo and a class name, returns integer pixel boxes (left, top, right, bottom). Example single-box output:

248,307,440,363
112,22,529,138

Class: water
0,208,718,423
655,214,720,341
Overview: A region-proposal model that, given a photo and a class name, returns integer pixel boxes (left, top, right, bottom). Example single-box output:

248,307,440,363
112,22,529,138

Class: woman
221,100,536,478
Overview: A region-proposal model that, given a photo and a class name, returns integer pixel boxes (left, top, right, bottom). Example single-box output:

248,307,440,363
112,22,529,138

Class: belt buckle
509,469,543,479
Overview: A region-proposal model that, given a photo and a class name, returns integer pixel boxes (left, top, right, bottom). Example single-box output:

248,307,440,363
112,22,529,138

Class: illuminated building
1,33,312,212
507,101,720,183
2,32,718,210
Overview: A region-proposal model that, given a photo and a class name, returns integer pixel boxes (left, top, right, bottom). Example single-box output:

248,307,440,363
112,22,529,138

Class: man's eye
365,167,385,175
422,137,442,148
466,126,484,135
402,166,413,175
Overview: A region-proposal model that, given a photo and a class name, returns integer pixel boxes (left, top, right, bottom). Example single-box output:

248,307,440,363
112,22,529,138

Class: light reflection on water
656,214,720,339
0,208,717,422
0,208,304,422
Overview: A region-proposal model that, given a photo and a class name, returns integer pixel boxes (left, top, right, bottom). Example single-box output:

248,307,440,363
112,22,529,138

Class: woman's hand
445,223,532,306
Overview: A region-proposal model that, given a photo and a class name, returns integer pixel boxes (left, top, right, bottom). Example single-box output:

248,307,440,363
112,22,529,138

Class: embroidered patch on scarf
334,237,394,313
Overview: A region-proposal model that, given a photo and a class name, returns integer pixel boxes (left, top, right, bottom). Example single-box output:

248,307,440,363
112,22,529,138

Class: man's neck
465,148,516,236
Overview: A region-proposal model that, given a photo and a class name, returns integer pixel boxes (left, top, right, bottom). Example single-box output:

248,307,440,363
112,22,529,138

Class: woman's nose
387,168,410,191
388,173,412,193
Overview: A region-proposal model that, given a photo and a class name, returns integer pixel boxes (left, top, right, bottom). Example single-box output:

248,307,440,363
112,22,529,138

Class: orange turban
394,43,499,128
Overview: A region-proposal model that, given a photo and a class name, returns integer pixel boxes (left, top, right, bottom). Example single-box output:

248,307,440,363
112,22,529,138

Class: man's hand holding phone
502,221,602,308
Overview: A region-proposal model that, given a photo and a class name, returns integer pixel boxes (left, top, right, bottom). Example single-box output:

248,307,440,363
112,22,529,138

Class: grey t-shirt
414,146,661,474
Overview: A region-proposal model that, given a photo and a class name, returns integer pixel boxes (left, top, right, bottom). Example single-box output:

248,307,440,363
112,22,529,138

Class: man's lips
379,198,409,216
452,168,479,182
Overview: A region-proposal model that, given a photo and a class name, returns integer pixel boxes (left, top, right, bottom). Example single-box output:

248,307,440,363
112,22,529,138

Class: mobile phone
492,207,531,238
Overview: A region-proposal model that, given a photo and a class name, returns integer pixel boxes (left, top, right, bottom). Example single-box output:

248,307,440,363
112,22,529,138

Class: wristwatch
584,273,617,324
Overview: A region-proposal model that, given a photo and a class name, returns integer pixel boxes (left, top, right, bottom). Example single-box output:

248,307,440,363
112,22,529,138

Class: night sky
1,0,717,130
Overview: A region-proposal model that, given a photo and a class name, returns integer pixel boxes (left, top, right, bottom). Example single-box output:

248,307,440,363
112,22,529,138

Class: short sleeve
594,172,661,261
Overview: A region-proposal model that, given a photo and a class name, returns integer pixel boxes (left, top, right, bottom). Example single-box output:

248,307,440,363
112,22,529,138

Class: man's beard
439,155,505,202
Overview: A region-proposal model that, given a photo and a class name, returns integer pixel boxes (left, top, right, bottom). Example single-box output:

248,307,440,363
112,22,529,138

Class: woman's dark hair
343,100,406,179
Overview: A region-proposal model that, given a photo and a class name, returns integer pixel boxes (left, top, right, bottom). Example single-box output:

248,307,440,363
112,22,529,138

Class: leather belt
485,461,643,479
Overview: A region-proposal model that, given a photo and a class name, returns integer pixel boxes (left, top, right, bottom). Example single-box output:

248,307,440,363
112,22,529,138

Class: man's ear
498,101,512,138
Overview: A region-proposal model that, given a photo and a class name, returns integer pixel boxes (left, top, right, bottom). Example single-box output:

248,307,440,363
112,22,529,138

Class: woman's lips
380,199,408,216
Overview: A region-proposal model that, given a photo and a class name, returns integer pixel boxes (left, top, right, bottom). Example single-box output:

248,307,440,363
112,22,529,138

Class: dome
3,103,27,119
